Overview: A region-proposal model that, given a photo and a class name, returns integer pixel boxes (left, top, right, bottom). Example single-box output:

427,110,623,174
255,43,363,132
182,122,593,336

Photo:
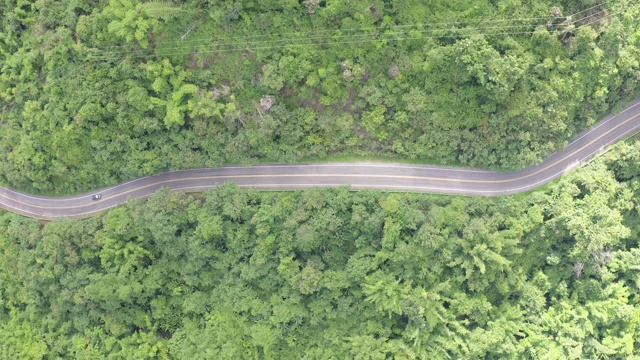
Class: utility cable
88,9,610,61
89,7,619,62
93,0,614,53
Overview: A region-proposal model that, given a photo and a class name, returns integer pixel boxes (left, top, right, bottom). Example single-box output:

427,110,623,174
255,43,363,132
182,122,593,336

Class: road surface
2,99,640,219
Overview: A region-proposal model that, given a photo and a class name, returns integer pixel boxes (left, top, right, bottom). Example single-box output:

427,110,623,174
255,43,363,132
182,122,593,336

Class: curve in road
3,99,640,219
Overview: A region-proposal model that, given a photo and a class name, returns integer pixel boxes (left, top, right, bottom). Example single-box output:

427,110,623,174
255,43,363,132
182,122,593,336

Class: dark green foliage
2,142,640,358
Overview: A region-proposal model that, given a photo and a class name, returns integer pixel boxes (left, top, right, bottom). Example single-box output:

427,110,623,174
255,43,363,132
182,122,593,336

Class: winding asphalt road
2,99,640,219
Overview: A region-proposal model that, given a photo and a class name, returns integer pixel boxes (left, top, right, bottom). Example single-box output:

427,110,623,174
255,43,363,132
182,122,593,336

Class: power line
88,23,564,61
88,0,624,60
96,16,565,53
3,1,629,105
92,0,615,53
88,8,616,62
178,11,622,57
88,9,607,61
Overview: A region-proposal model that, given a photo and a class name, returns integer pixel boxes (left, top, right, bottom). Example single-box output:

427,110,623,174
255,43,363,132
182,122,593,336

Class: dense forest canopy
1,140,640,358
1,0,639,193
3,0,640,358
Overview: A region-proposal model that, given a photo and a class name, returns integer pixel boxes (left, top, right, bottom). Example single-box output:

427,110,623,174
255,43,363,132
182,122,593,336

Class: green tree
104,0,158,49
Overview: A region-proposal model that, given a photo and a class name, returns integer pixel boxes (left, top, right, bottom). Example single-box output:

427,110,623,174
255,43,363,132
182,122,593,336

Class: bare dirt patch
188,49,222,70
343,87,356,113
362,70,371,84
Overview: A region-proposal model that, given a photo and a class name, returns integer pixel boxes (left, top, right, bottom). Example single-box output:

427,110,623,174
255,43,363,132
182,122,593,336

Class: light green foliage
361,105,387,140
105,0,158,49
533,160,634,262
260,63,285,91
165,83,197,127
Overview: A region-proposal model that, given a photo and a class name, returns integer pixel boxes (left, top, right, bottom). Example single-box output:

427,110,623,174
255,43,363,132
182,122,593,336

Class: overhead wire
88,20,596,60
94,16,567,53
3,1,628,104
92,0,614,53
89,0,622,60
162,10,623,57
94,0,611,52
88,6,618,62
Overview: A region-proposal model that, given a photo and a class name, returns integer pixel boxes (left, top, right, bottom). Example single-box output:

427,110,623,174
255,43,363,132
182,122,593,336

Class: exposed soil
188,49,222,70
354,123,371,140
581,6,610,27
157,328,173,339
362,70,371,84
298,90,327,112
188,49,199,69
343,87,356,113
